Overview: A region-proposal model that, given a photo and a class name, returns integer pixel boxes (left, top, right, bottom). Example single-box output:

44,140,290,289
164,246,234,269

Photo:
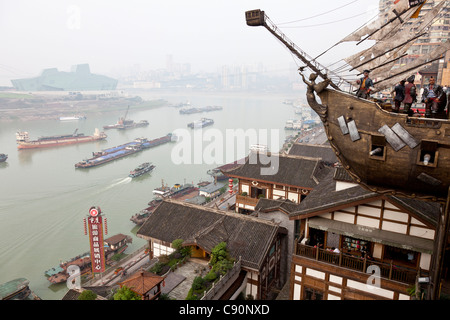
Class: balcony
236,194,259,207
295,243,423,285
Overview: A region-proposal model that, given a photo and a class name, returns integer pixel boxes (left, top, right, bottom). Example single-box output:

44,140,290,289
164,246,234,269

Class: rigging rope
276,0,361,25
279,11,370,29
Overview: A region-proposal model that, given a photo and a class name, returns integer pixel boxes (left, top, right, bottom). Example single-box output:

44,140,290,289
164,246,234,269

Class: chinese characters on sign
87,207,105,274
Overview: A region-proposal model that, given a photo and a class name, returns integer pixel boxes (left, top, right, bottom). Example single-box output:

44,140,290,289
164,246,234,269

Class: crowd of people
355,69,449,119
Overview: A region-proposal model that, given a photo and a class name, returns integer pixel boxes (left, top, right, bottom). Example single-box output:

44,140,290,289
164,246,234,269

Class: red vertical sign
87,207,105,274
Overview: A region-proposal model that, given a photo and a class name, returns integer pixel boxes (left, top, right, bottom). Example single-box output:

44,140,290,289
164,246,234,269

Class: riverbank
0,92,168,121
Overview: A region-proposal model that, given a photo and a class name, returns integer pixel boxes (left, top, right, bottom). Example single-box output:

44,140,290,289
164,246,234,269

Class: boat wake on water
105,177,132,190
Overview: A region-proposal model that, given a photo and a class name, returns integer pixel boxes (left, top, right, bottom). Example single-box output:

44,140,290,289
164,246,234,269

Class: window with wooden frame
417,140,438,167
304,287,324,300
369,134,386,161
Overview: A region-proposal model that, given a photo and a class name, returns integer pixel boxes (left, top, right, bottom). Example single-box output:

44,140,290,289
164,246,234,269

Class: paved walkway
166,258,209,300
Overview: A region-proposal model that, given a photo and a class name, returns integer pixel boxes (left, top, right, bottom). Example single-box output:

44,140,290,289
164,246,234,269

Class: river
0,89,307,299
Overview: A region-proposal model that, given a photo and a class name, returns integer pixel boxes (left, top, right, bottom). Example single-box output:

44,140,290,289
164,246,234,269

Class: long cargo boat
16,128,107,150
75,133,175,168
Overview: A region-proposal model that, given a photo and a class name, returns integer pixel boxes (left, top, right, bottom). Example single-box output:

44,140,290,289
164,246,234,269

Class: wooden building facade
221,152,333,214
136,199,287,299
288,168,441,300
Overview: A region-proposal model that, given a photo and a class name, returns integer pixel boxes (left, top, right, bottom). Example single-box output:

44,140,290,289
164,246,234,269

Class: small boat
129,162,155,178
0,154,7,162
59,115,86,121
103,105,148,130
187,118,214,129
0,278,40,300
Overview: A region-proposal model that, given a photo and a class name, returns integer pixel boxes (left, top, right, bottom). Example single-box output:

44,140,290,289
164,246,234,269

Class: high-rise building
380,0,449,85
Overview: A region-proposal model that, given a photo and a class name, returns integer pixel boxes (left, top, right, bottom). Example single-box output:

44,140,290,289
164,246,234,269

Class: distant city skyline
0,0,380,87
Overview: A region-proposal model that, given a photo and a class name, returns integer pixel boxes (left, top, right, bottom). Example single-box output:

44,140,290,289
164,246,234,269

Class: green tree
172,239,183,250
78,290,97,300
209,242,230,265
113,286,141,300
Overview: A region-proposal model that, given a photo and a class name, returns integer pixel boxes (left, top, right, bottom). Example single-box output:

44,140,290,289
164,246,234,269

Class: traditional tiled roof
221,152,332,188
119,271,164,296
288,143,338,164
104,233,129,245
255,198,300,214
289,168,441,227
61,286,112,300
137,199,280,270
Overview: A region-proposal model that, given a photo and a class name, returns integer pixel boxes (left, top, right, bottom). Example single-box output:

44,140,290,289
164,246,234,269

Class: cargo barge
16,128,106,149
75,134,175,168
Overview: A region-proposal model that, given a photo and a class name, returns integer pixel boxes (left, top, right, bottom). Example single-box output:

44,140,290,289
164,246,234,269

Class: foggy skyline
0,0,379,86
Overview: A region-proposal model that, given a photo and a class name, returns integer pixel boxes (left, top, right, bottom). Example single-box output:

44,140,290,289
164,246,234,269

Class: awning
307,217,434,254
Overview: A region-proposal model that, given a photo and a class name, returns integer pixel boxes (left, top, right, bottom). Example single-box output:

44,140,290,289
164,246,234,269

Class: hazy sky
0,0,380,85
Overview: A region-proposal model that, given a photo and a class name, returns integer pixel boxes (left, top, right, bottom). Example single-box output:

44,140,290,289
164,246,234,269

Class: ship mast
245,9,349,91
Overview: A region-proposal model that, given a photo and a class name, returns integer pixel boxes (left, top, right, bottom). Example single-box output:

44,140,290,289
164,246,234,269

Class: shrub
78,290,97,300
212,259,234,275
149,262,163,274
209,242,229,266
204,270,219,282
172,239,183,250
192,276,206,291
113,286,141,300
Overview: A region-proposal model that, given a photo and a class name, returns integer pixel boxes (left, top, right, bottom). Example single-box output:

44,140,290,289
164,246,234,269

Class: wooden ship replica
245,0,450,300
245,1,449,203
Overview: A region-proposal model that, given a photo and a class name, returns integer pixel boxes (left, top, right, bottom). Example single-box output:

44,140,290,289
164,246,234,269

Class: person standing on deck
402,75,417,116
356,70,373,99
422,77,447,119
391,79,406,113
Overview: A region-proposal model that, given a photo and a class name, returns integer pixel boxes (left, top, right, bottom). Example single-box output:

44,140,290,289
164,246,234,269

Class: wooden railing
295,243,420,284
236,195,259,207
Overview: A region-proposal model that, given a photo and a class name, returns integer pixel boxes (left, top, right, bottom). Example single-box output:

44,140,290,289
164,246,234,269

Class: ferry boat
129,162,155,178
187,118,214,129
246,3,450,202
16,128,106,149
0,154,7,162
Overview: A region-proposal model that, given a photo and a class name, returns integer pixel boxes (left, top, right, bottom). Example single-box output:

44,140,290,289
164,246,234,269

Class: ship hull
75,134,173,168
17,135,106,149
315,88,450,202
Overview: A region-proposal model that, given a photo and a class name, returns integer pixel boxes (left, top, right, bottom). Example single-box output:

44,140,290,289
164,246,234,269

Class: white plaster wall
383,210,409,223
335,181,357,191
358,205,381,218
382,220,408,234
356,216,380,228
334,212,355,224
420,253,431,270
409,226,435,240
346,279,394,299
